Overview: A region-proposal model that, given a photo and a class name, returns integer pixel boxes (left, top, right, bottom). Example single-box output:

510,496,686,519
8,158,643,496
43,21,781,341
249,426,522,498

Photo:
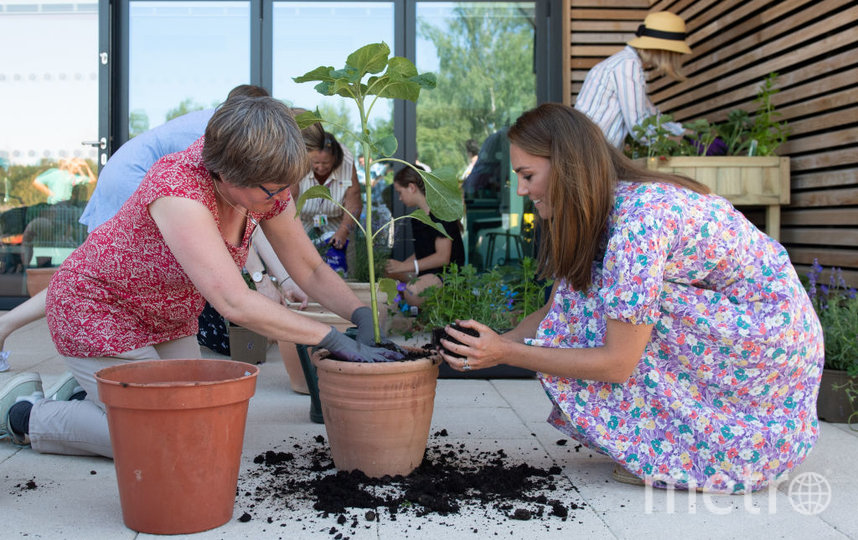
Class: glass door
127,1,252,138
415,1,537,269
0,1,100,302
271,1,395,157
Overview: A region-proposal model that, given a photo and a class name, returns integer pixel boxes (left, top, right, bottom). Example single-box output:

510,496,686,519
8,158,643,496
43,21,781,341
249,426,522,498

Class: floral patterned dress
530,182,824,493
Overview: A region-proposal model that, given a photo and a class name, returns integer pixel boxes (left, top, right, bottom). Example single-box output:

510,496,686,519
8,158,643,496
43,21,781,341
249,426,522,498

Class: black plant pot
296,343,324,424
432,323,535,379
296,326,362,425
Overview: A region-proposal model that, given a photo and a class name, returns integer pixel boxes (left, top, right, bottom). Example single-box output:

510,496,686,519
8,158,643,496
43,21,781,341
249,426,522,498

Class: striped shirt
296,149,355,236
574,46,680,148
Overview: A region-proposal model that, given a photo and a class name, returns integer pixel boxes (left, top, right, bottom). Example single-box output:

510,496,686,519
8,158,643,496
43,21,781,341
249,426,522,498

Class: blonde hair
203,96,308,188
507,103,709,290
637,48,686,82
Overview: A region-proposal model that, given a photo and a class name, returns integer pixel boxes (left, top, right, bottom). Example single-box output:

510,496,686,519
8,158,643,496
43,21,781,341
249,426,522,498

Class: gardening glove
350,306,408,356
315,327,404,363
350,306,381,346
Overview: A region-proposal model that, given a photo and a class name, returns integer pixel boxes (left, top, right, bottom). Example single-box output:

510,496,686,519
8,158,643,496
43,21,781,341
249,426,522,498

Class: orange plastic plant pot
96,359,258,534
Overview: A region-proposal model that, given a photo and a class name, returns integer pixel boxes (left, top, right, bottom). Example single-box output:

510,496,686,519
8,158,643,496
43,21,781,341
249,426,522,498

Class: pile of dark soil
237,430,584,535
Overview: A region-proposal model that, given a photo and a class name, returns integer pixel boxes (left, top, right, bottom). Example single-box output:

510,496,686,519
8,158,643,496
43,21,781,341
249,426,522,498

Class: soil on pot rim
237,430,586,536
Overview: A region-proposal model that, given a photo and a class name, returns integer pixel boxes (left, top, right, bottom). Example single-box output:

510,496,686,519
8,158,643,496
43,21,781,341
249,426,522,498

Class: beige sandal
612,465,645,486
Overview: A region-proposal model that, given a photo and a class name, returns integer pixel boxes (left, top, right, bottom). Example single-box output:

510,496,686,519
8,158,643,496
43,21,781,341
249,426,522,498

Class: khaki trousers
29,336,201,458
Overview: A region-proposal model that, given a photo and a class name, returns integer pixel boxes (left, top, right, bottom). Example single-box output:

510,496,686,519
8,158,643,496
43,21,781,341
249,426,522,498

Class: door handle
82,137,107,150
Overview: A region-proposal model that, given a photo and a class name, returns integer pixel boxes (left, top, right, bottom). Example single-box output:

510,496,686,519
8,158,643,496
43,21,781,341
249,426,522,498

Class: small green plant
807,260,858,375
348,229,391,283
626,72,789,158
806,260,858,423
415,258,551,331
294,42,463,343
629,114,681,158
745,72,789,156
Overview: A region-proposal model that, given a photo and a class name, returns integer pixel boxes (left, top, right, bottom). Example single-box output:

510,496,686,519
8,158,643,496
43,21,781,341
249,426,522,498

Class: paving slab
0,317,856,539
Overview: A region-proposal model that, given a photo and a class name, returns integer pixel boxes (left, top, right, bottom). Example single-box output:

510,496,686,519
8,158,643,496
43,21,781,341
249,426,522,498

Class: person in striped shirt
574,11,691,148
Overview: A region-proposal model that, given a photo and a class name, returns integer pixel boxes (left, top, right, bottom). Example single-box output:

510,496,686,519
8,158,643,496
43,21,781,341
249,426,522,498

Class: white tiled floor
1,318,856,539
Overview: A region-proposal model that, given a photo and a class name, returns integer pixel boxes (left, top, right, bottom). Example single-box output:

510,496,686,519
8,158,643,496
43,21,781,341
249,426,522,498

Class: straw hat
627,11,691,54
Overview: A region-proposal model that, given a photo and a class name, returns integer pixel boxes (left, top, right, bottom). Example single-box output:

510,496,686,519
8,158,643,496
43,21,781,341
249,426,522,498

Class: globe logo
788,472,831,515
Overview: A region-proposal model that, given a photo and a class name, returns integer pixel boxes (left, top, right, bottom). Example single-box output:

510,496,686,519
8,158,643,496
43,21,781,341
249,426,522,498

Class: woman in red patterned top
1,96,400,457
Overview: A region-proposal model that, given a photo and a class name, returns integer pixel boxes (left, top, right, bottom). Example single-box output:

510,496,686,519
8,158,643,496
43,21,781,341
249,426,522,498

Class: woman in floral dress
440,103,824,493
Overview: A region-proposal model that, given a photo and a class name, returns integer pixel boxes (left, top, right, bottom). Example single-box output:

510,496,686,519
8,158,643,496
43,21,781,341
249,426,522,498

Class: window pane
0,2,99,294
416,2,536,268
272,1,394,155
129,1,250,137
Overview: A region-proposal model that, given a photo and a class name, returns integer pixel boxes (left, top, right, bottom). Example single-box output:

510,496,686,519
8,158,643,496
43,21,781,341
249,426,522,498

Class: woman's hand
255,275,282,304
279,278,309,309
438,319,507,372
385,259,412,279
330,228,349,250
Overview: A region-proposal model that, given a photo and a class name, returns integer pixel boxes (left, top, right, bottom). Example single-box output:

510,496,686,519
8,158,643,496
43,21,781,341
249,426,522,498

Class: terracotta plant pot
817,368,858,423
95,359,259,534
278,341,309,394
26,267,57,297
312,349,440,478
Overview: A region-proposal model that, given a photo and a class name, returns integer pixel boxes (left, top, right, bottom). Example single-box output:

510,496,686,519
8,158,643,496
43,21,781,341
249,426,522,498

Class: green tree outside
416,5,536,173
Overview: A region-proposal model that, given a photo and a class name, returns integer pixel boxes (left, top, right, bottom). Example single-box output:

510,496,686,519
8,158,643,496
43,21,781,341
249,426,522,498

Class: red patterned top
46,137,289,358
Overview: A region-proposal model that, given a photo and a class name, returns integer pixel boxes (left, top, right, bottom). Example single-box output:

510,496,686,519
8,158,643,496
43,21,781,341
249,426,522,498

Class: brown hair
507,103,709,290
393,163,427,194
202,96,308,188
636,49,686,82
226,84,270,100
303,129,345,172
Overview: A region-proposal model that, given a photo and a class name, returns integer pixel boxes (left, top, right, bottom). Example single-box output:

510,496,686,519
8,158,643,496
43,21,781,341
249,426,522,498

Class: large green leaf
376,78,421,102
385,57,418,79
295,185,336,215
377,278,399,304
376,135,398,157
346,42,390,76
293,110,324,130
420,166,463,222
408,209,449,238
293,66,335,84
410,72,437,90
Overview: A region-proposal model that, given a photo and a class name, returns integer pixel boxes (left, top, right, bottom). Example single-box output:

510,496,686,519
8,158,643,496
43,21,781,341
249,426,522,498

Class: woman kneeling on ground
440,103,824,493
0,96,400,457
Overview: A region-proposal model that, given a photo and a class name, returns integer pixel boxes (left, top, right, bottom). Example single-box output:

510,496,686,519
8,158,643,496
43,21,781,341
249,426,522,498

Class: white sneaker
0,351,9,373
44,372,84,401
0,372,43,443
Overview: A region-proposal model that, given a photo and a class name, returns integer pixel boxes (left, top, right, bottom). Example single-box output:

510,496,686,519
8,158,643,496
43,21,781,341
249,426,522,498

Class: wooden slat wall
564,0,858,286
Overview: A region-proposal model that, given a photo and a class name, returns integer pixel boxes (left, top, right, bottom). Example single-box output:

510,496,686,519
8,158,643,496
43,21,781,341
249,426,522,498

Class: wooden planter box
638,156,790,240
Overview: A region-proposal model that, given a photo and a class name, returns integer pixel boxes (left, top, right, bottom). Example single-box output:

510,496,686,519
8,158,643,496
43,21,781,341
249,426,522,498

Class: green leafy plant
807,260,858,375
626,73,789,158
415,258,551,332
628,114,681,159
745,72,789,156
348,229,391,283
806,260,858,421
294,42,463,343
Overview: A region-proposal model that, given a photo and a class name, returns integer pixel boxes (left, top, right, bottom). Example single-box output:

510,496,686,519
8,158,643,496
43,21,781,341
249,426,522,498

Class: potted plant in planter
415,257,550,378
806,260,858,425
628,73,790,240
292,42,463,477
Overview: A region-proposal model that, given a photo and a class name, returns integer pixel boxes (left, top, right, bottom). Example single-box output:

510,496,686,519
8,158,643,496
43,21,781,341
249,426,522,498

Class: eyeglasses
258,184,289,200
